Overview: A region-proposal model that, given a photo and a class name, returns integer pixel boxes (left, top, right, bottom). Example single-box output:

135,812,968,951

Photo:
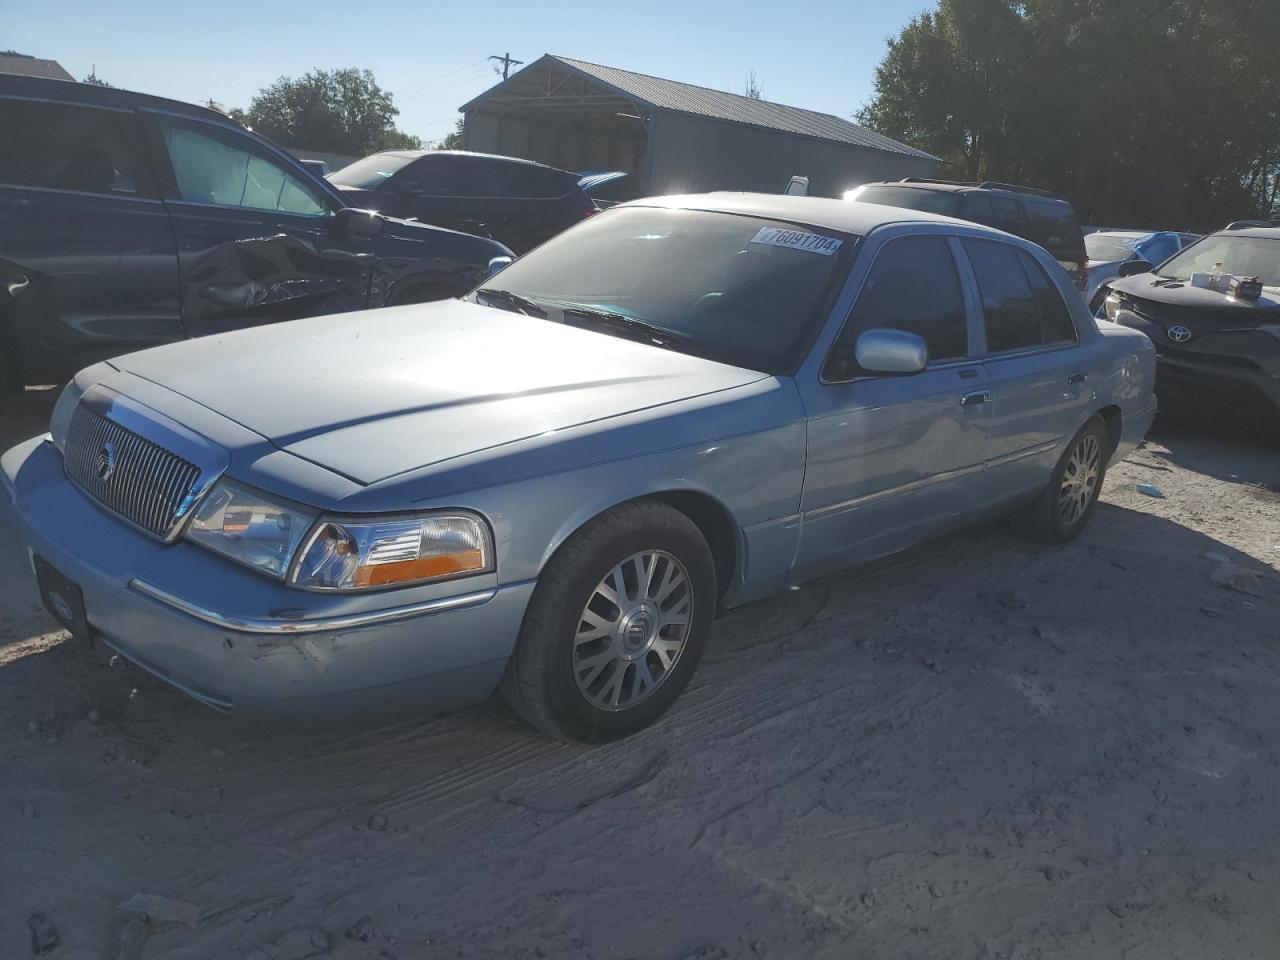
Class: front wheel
1011,417,1110,543
499,500,717,742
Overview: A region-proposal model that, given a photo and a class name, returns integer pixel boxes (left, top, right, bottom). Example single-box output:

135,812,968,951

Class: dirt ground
2,388,1278,960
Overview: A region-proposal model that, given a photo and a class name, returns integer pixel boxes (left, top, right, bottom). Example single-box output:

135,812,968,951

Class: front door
0,97,181,376
796,234,991,577
146,115,370,337
957,238,1092,503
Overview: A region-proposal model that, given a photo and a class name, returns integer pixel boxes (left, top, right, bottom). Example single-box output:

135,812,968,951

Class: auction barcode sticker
750,226,843,256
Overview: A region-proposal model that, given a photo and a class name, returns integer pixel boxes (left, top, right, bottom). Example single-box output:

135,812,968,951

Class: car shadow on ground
1147,403,1279,488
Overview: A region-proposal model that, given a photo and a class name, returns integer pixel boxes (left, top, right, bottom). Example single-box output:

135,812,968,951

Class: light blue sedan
1,195,1157,740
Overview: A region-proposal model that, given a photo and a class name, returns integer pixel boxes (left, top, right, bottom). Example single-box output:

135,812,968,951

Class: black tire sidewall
528,508,716,742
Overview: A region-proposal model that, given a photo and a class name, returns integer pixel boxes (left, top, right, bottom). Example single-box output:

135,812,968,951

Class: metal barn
459,55,937,198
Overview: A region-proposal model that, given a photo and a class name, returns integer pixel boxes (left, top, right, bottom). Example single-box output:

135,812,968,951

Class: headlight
290,513,492,591
185,480,316,579
49,379,85,453
1104,291,1123,321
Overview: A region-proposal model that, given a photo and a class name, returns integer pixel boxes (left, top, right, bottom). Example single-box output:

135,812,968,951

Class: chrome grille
64,405,202,539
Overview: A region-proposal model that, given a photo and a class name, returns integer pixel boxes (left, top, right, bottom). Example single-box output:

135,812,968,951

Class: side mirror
333,207,385,237
487,256,513,276
855,328,928,375
1118,259,1153,278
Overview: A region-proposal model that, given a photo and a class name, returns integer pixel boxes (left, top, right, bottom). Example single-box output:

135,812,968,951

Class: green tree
440,117,464,150
235,68,420,155
857,0,1280,229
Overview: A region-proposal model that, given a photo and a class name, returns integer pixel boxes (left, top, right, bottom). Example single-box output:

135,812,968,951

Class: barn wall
464,109,647,178
646,111,936,198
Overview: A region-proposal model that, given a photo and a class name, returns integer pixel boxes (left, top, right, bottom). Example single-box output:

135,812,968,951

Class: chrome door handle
960,390,992,407
1067,371,1088,384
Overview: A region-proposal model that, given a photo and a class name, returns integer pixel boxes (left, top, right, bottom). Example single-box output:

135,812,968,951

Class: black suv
0,76,512,393
327,150,596,254
847,179,1088,290
1104,223,1280,413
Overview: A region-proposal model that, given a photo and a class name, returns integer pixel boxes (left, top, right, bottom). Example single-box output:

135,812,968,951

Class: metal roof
0,54,73,81
463,55,936,162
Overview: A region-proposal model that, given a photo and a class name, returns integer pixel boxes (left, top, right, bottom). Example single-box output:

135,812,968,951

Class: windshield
848,185,964,217
1156,235,1280,286
327,153,417,190
1085,234,1142,262
473,206,853,374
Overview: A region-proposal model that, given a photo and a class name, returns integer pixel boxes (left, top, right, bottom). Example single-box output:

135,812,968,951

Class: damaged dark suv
1104,223,1280,414
0,75,512,393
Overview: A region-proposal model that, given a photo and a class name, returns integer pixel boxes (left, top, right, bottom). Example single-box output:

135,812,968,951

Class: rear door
0,96,180,375
796,233,991,576
957,237,1091,502
144,114,369,338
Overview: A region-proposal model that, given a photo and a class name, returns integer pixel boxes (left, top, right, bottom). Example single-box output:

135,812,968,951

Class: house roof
0,54,74,81
463,54,936,162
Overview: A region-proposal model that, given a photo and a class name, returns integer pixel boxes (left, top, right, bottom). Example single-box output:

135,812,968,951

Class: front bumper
1,436,533,723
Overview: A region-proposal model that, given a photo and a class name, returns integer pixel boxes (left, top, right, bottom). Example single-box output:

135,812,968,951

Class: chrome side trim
128,579,496,635
805,461,986,521
986,438,1060,468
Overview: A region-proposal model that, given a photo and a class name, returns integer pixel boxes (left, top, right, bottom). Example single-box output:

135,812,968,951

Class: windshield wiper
475,288,547,317
559,306,685,348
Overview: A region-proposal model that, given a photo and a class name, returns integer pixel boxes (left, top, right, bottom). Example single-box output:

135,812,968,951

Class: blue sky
8,0,933,144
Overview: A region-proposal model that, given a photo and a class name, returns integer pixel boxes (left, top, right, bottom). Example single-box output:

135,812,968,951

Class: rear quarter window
1025,199,1083,250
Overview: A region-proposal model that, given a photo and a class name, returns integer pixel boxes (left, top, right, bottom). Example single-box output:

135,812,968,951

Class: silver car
1,195,1157,741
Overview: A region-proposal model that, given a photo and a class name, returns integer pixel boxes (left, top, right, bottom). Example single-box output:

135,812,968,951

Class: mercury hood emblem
96,441,117,481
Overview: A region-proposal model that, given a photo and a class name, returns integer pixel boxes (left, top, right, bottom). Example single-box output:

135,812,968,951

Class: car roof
0,73,238,128
1214,226,1280,240
623,193,990,236
1090,231,1152,240
374,149,574,173
859,179,1072,207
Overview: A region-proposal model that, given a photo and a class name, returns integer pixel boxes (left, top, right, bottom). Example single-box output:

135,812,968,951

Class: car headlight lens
1104,291,1123,321
290,513,492,590
49,380,85,454
185,480,316,579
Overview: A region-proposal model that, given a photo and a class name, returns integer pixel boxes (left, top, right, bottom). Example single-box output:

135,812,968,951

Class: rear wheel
1011,417,1110,543
499,500,716,742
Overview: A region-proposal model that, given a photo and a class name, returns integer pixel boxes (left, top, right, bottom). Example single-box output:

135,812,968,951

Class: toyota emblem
1166,324,1193,343
96,441,117,481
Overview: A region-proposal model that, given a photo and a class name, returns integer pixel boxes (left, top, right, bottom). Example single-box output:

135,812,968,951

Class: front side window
327,152,417,190
473,206,852,375
824,235,967,380
161,122,328,215
0,98,155,197
964,239,1075,352
402,156,498,197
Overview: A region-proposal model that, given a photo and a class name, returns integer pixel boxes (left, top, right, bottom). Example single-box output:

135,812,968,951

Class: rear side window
1025,200,1081,249
963,239,1076,352
850,185,963,217
0,98,156,198
991,197,1026,232
825,235,967,380
962,195,996,225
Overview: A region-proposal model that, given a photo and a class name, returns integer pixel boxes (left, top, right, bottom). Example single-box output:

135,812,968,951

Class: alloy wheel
572,550,693,711
1058,433,1101,527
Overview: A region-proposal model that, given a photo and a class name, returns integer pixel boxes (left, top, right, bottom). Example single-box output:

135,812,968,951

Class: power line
488,52,523,81
394,58,489,99
394,64,495,104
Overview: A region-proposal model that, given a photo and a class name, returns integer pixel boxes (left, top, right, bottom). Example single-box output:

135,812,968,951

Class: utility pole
488,52,523,80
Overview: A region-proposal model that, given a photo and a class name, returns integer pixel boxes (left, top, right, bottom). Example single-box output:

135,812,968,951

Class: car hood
111,300,767,485
1109,274,1280,313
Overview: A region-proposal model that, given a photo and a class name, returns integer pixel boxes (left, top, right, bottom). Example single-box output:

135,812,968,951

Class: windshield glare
1086,234,1141,262
1157,235,1280,286
327,152,417,190
475,207,853,374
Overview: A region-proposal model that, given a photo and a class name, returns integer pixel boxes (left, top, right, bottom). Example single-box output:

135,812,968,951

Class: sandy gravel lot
2,389,1278,960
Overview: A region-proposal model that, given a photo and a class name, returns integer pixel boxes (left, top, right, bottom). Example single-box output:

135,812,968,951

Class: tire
1011,416,1110,544
499,499,717,742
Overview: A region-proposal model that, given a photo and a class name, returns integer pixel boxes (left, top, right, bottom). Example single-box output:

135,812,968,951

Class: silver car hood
112,300,766,485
